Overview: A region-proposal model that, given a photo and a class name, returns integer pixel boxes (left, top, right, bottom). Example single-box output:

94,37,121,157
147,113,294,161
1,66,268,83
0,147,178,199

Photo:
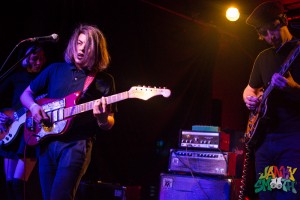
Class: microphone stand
0,40,33,82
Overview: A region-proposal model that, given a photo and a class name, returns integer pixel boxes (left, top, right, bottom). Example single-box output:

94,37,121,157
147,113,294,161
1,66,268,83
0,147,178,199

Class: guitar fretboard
261,44,300,102
64,91,129,118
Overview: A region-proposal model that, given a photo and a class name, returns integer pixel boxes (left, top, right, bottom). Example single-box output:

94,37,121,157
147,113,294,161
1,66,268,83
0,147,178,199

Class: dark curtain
85,0,220,187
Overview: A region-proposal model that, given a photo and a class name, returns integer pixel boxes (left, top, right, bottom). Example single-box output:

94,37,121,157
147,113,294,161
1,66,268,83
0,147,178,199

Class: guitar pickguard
24,95,72,146
245,98,269,146
0,113,26,146
36,120,68,141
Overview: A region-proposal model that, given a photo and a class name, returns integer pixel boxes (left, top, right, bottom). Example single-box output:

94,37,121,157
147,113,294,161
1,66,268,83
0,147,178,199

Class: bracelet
29,103,38,111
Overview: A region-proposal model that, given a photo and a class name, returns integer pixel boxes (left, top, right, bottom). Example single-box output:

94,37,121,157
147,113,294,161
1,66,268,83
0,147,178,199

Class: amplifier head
168,149,237,177
178,129,230,151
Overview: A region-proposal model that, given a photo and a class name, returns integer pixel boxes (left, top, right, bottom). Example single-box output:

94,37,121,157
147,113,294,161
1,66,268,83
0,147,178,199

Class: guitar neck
64,91,129,118
261,85,273,103
261,44,300,102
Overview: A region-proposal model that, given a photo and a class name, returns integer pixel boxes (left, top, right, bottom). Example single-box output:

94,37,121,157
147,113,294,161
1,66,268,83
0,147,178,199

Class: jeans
255,132,300,200
38,139,93,200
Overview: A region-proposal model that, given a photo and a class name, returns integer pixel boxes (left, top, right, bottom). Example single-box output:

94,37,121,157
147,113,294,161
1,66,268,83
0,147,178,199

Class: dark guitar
241,43,300,200
24,86,171,146
245,43,300,146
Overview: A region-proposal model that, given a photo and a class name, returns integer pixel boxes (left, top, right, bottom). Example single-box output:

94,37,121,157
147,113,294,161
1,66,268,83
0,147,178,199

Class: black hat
246,1,285,29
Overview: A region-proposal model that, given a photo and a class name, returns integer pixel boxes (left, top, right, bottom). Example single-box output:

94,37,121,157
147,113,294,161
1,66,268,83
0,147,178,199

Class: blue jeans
255,132,300,200
38,139,93,200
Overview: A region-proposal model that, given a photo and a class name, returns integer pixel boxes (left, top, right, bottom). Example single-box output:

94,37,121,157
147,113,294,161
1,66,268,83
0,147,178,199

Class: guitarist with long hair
20,24,116,200
0,44,47,199
243,1,300,199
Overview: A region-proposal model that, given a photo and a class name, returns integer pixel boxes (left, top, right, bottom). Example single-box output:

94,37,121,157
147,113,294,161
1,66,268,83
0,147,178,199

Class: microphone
21,33,59,43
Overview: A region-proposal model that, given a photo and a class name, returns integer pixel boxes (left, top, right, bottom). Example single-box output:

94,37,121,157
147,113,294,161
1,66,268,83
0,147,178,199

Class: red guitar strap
83,73,95,92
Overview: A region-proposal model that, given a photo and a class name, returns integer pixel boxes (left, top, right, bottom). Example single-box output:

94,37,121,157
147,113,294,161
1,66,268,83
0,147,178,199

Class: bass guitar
24,86,171,146
0,108,27,146
245,43,300,146
0,94,47,146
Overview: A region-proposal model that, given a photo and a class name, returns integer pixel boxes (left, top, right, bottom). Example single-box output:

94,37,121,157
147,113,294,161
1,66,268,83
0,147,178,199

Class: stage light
226,7,240,22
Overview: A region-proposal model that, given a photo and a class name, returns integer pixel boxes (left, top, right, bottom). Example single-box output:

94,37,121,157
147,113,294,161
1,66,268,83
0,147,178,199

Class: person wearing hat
243,1,300,199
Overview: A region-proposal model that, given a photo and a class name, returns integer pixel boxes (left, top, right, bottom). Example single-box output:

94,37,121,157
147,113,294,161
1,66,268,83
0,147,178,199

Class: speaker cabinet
159,173,231,200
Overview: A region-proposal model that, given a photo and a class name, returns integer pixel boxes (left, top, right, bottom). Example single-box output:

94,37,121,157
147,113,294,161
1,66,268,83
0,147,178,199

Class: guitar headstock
128,86,171,100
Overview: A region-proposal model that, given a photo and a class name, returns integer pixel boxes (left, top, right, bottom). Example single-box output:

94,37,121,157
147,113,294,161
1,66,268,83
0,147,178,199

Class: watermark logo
255,166,297,194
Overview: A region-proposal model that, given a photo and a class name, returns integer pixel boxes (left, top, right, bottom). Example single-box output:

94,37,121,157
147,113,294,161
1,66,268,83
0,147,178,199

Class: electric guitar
0,108,27,146
24,86,171,146
0,94,47,146
245,43,300,146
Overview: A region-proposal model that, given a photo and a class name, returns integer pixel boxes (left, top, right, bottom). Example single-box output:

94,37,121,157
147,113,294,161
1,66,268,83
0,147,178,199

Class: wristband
29,103,38,111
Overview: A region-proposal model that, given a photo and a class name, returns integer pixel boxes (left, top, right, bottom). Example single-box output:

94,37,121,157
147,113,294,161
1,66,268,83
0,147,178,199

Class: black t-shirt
249,42,300,133
0,69,39,110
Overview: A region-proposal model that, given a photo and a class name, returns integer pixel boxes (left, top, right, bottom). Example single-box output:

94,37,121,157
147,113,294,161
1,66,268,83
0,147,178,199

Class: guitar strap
83,73,96,93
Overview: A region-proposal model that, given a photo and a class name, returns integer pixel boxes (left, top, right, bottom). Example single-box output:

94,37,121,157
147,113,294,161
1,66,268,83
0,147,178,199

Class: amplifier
159,173,231,200
179,130,230,151
168,149,236,176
